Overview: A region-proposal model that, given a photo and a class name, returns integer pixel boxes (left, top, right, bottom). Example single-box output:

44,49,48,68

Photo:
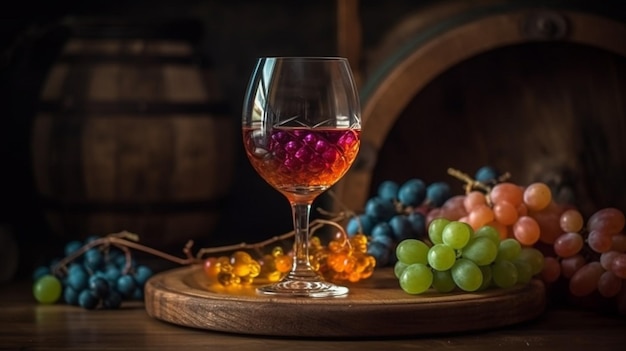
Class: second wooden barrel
334,0,626,216
32,19,235,250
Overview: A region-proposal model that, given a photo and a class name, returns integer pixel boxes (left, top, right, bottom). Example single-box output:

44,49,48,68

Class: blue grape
133,265,154,286
64,240,83,257
371,222,393,240
102,291,122,309
371,229,394,249
388,215,413,241
66,267,88,291
367,241,390,267
346,214,377,236
426,182,451,207
377,180,399,201
397,179,426,206
63,286,80,305
364,196,396,221
88,276,110,298
104,263,121,283
132,287,144,300
116,274,136,297
68,262,85,274
84,249,104,270
475,166,499,183
407,212,426,237
78,289,100,310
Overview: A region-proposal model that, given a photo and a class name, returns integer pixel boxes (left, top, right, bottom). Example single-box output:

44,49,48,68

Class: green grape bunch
394,219,544,295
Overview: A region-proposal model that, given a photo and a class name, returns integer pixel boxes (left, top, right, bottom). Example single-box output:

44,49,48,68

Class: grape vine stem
52,211,351,275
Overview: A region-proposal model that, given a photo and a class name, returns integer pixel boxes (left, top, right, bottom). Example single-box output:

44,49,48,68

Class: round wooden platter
144,265,547,337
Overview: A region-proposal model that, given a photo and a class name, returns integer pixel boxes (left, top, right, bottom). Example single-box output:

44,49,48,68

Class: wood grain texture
333,2,626,214
144,266,546,337
2,279,626,350
32,26,235,249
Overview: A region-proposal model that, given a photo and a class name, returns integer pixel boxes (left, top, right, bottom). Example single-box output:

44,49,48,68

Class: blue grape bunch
346,178,452,267
32,237,153,310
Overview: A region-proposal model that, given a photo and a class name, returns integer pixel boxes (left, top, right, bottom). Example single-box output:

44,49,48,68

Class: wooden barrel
334,0,626,217
32,19,235,250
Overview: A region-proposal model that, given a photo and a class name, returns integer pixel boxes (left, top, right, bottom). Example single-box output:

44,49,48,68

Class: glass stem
290,201,317,278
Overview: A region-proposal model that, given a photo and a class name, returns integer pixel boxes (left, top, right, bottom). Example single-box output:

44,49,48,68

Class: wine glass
242,57,361,297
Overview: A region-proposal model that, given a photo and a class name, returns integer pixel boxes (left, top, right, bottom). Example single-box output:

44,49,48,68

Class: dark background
1,0,625,281
0,0,428,279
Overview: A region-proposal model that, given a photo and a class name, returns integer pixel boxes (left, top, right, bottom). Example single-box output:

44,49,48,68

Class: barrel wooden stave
33,30,234,249
334,1,626,216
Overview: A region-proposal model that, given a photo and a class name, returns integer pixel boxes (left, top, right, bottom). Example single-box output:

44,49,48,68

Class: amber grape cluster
396,166,626,314
202,233,377,286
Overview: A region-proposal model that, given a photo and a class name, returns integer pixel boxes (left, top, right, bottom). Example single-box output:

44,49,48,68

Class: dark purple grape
133,266,153,286
426,182,452,207
398,179,426,206
88,276,110,298
116,275,136,297
346,214,376,236
389,215,413,241
64,240,83,257
377,180,399,201
365,196,396,221
78,289,99,310
63,286,80,305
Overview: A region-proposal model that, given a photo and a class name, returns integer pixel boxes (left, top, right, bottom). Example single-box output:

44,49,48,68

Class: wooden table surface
1,279,625,351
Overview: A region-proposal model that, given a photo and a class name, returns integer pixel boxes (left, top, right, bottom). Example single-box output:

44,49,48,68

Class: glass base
256,271,349,298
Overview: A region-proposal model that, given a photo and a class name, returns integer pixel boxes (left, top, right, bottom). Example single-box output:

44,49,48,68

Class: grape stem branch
52,211,350,275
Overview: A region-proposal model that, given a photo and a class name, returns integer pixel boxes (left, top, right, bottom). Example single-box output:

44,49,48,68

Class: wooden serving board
144,266,546,337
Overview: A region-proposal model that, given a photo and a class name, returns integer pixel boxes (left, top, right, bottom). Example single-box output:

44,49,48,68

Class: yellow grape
328,240,344,253
232,261,251,277
512,216,541,246
271,246,284,257
467,204,495,230
523,182,552,211
203,257,220,279
559,209,584,233
493,201,519,226
463,191,487,212
274,254,292,273
217,256,232,273
350,234,369,253
490,182,524,207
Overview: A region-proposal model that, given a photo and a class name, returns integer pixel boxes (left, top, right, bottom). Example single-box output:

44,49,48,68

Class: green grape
427,244,456,271
394,261,408,279
428,218,450,244
33,275,62,304
442,221,473,250
396,239,429,265
399,263,433,294
478,265,493,291
432,269,456,293
517,247,544,275
492,260,518,288
462,237,498,266
513,259,533,284
474,225,501,245
496,238,522,262
451,258,483,292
